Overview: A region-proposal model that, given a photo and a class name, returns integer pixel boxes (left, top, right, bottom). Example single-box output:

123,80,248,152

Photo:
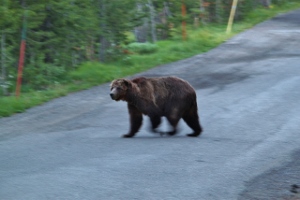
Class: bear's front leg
124,104,143,138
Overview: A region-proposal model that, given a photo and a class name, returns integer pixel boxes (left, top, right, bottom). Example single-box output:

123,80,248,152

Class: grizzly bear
110,76,203,138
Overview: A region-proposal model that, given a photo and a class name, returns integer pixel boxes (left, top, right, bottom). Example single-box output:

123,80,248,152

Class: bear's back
132,76,195,100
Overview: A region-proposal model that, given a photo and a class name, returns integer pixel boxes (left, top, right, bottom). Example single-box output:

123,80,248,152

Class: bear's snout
110,93,115,100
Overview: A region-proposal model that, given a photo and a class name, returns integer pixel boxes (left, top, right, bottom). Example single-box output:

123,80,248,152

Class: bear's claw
123,134,134,138
186,132,201,137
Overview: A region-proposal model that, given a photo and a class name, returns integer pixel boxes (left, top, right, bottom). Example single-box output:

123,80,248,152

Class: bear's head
110,79,130,101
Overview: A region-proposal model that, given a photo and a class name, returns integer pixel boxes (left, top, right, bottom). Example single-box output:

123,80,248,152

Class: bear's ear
123,79,131,88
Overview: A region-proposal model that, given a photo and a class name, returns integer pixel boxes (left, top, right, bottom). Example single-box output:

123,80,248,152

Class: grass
1,2,300,117
0,88,69,117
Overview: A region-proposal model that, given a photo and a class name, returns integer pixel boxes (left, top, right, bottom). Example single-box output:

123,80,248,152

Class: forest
0,0,299,115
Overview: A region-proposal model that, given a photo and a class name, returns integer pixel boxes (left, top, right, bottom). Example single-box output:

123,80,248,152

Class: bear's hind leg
182,109,202,137
165,115,181,136
150,116,161,133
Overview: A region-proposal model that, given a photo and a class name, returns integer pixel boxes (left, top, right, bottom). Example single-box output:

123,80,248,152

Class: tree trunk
99,0,107,62
134,25,149,43
163,1,171,17
134,3,148,42
1,31,8,95
161,1,171,39
148,0,157,42
199,0,206,24
215,0,223,23
261,0,271,8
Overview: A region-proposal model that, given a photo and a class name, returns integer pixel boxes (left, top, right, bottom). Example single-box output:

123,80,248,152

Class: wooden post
226,0,239,34
182,0,187,40
16,1,27,97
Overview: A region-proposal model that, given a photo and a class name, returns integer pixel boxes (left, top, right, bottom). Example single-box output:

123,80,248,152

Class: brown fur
110,76,202,137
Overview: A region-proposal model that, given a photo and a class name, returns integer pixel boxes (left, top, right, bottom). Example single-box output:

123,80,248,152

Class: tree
22,0,99,88
0,0,20,95
1,31,7,95
96,0,139,61
134,2,149,42
261,0,271,8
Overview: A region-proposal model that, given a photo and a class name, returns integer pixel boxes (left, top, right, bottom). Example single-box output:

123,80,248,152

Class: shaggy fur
110,76,203,138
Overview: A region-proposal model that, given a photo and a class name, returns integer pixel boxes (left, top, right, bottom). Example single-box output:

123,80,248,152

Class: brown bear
110,76,203,138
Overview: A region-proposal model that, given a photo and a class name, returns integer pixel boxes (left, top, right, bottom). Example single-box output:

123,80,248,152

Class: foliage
23,63,66,90
126,42,158,54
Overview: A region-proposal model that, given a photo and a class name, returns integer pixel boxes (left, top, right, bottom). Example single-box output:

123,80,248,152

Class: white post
226,0,239,34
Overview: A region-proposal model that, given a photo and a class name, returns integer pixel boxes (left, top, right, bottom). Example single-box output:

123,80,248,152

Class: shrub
23,63,66,90
126,42,158,54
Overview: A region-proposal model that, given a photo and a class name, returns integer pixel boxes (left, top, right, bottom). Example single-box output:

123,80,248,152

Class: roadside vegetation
1,0,300,117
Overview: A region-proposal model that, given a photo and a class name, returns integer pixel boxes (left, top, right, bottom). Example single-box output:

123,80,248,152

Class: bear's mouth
110,94,121,101
110,95,118,100
110,93,115,100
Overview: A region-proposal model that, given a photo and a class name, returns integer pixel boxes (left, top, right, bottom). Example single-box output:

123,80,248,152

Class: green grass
1,2,300,117
0,88,69,117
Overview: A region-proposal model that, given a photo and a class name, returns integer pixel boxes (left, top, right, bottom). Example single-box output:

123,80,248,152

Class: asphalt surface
1,9,300,200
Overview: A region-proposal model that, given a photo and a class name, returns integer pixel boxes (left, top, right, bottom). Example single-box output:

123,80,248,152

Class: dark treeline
0,0,286,94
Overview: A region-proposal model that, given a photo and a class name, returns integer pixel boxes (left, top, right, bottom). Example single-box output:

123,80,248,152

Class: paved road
1,9,300,200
